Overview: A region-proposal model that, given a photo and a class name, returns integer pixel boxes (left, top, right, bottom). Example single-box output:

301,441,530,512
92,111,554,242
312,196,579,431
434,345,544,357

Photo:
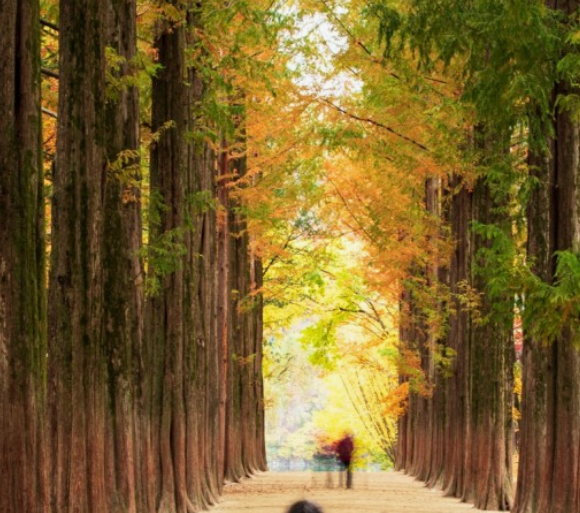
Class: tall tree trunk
103,0,143,511
0,1,48,510
395,288,414,471
220,140,266,480
218,143,238,482
515,9,580,504
512,143,556,513
148,6,192,511
48,0,109,510
147,3,225,510
185,18,221,504
441,175,471,499
465,170,514,510
424,177,447,489
252,255,267,471
395,177,442,480
225,151,249,481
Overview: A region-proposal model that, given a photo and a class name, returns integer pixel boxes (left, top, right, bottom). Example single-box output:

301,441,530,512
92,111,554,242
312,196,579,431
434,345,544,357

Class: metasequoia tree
220,137,267,481
48,0,111,509
514,2,580,511
463,147,514,510
406,136,515,510
231,163,267,477
364,0,564,508
395,177,447,488
372,0,580,511
393,87,516,513
185,11,221,505
396,152,515,512
147,3,208,510
102,0,143,510
146,2,266,510
0,1,48,511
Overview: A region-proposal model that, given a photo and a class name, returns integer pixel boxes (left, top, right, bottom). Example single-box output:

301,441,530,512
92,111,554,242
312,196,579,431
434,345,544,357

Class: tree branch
320,98,429,152
317,0,446,86
42,67,59,80
40,18,59,31
327,174,379,244
42,107,58,119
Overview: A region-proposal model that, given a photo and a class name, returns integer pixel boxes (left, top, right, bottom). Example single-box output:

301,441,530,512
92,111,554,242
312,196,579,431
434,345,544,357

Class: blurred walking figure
334,432,354,489
286,499,324,513
312,432,337,488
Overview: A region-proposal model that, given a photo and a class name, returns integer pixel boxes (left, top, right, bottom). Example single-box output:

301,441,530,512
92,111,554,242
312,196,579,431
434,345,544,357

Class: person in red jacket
334,433,354,489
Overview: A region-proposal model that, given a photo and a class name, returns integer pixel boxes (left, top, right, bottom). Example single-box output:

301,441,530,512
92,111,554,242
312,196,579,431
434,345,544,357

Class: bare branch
42,107,58,119
40,18,59,31
42,67,59,80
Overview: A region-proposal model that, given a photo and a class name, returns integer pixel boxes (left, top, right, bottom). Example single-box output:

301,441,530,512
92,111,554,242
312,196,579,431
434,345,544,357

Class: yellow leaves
513,361,522,422
107,149,142,192
381,381,410,418
398,348,433,398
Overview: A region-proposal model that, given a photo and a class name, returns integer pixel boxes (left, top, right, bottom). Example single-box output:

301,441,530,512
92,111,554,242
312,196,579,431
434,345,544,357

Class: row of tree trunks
395,177,447,489
395,178,438,480
0,1,48,511
512,2,580,512
0,0,266,511
146,2,266,511
397,161,514,510
514,1,580,502
395,285,427,474
221,145,267,481
398,3,580,512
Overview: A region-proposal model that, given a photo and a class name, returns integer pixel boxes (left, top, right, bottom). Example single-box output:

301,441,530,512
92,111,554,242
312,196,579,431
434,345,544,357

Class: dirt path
210,471,502,513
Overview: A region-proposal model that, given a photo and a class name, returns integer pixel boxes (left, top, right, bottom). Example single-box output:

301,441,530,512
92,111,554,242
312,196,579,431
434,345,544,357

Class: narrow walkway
210,471,501,513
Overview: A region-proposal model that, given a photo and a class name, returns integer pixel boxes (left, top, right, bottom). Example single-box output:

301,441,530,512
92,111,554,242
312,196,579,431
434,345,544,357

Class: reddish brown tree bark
0,1,48,511
147,6,192,510
441,175,471,500
397,168,514,510
103,0,143,510
48,0,110,510
465,173,514,510
514,4,580,505
220,144,267,481
396,177,445,484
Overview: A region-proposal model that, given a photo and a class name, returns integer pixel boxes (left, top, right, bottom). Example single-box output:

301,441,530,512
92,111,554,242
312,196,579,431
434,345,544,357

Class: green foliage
556,25,580,120
471,210,580,345
186,190,218,215
524,251,580,345
40,0,59,24
370,0,560,143
300,318,340,369
105,46,162,103
107,148,142,188
434,344,457,379
142,227,187,297
365,3,401,57
141,191,188,296
471,220,520,326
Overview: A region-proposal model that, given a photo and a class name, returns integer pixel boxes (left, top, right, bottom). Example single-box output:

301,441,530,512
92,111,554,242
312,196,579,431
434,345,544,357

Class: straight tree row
0,1,266,512
386,0,580,511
